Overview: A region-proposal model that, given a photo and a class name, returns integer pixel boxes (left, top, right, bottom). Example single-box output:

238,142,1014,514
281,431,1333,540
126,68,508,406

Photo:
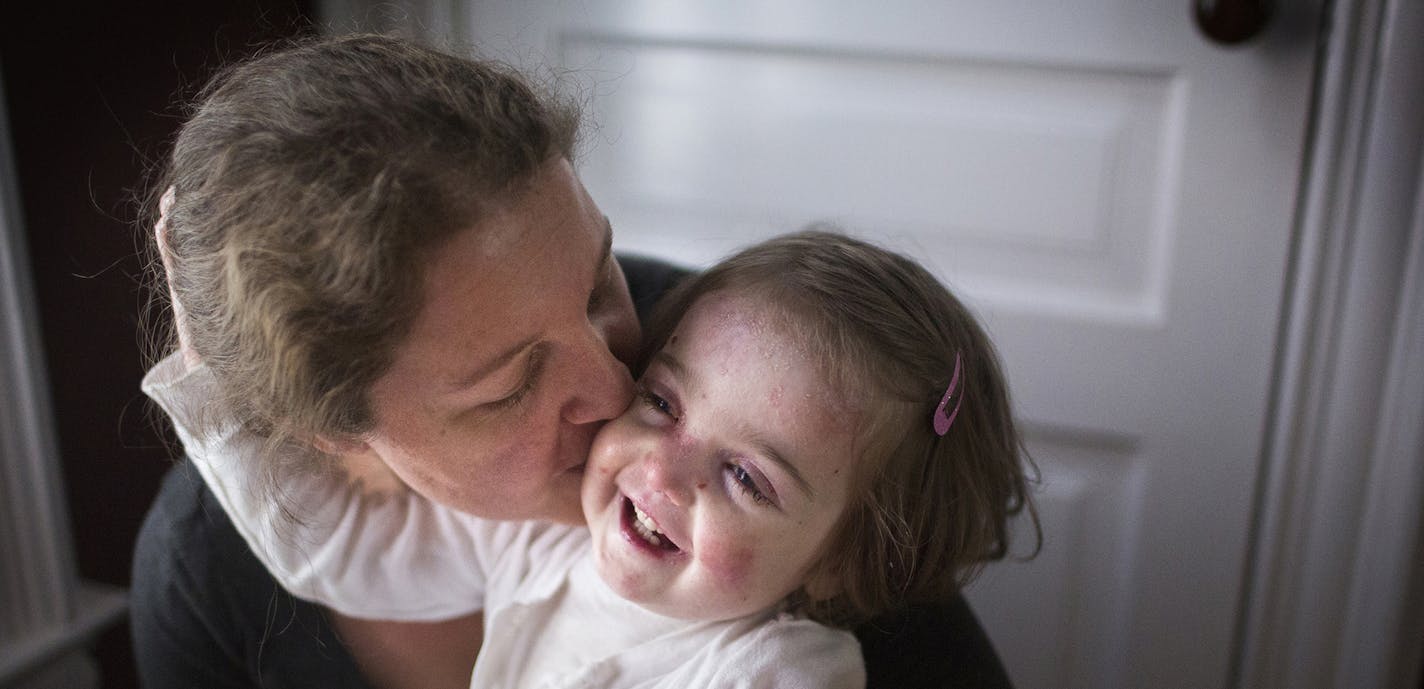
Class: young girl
145,230,1038,688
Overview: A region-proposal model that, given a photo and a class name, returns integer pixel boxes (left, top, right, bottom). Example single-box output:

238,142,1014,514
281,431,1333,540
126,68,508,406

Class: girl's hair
642,229,1041,627
147,34,579,451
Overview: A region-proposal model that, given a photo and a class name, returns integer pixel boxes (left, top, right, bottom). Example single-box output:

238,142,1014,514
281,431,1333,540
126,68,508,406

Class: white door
450,3,1322,687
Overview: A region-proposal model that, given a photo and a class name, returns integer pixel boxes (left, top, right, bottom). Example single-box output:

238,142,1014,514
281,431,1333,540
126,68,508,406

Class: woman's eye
485,349,544,412
729,465,772,506
587,261,612,313
489,379,533,410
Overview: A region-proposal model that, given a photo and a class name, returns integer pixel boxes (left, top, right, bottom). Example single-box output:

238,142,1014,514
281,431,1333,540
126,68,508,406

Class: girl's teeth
633,504,661,535
631,503,666,547
632,518,664,547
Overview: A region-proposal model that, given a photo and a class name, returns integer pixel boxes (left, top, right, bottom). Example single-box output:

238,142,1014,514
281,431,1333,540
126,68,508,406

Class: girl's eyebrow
653,350,815,500
650,350,686,379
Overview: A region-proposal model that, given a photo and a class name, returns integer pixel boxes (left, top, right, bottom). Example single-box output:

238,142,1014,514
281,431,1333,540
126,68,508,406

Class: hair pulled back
150,34,578,450
642,230,1041,627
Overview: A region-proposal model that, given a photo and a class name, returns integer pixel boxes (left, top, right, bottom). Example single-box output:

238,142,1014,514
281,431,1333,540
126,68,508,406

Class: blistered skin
582,291,859,622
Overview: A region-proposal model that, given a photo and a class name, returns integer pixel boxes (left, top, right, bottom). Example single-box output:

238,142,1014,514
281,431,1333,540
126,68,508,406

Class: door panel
461,4,1321,687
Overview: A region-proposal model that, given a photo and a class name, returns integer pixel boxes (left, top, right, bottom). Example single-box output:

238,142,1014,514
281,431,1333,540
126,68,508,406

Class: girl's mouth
620,497,681,554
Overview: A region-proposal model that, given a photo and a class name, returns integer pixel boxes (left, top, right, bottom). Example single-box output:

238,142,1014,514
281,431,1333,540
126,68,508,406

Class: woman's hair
147,34,579,451
642,229,1041,627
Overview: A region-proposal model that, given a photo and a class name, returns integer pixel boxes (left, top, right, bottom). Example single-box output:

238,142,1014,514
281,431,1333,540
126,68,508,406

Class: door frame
1233,0,1424,687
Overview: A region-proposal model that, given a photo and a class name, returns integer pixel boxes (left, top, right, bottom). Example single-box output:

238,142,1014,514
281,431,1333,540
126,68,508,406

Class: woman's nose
562,326,636,426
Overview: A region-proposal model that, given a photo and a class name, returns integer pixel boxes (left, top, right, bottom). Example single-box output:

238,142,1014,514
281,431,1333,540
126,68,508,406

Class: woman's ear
313,435,407,497
311,433,370,456
155,186,203,368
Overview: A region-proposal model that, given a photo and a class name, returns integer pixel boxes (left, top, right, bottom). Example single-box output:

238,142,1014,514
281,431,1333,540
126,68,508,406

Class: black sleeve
857,598,1015,689
130,461,374,689
616,252,696,325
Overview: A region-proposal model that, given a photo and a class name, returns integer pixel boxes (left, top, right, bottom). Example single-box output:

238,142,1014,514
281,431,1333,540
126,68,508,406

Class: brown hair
642,229,1041,627
147,34,579,454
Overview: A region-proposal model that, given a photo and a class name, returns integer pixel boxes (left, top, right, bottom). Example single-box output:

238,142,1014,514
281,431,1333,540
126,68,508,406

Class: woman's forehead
391,161,609,380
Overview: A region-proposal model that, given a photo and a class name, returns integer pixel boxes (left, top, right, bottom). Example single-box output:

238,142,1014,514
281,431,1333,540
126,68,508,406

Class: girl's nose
642,443,696,507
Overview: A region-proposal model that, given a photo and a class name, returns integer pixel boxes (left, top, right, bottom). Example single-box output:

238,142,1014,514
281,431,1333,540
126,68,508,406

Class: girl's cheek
698,541,754,589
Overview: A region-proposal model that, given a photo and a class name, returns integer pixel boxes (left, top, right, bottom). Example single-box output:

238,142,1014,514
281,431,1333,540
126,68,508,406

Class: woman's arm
143,352,507,620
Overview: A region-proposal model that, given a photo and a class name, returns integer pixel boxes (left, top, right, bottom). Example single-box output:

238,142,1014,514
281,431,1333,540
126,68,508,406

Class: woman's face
357,159,640,524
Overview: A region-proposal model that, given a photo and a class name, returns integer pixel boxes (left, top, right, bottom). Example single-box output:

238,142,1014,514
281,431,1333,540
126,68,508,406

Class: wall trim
0,584,126,687
1233,0,1424,687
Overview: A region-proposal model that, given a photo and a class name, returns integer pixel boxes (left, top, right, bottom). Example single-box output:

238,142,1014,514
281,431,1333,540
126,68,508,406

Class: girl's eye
639,388,676,419
728,465,772,506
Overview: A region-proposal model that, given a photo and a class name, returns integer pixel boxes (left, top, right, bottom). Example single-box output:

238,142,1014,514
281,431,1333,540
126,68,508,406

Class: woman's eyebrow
447,336,538,391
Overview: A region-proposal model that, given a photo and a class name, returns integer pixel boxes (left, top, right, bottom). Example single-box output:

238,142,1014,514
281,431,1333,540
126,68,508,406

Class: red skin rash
699,543,755,589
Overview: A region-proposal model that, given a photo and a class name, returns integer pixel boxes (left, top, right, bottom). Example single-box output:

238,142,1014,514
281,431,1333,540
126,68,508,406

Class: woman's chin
540,475,589,525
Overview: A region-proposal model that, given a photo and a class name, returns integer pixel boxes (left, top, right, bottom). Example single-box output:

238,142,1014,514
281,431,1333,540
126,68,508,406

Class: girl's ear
800,564,842,602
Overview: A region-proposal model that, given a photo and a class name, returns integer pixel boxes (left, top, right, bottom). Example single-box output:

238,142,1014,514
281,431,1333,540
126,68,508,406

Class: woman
131,34,1011,689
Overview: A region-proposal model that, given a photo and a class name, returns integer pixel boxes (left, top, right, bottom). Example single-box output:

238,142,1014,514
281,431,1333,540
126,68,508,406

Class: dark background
1,2,314,685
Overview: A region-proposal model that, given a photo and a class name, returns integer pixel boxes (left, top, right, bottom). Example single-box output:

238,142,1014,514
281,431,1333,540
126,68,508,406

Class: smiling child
144,230,1038,688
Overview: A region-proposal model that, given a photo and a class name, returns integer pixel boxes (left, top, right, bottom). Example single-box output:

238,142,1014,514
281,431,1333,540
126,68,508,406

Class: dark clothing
616,253,690,326
857,601,1014,689
131,254,1012,688
132,460,371,688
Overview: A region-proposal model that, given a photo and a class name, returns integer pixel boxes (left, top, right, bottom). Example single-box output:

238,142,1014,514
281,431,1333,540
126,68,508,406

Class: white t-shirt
142,353,864,689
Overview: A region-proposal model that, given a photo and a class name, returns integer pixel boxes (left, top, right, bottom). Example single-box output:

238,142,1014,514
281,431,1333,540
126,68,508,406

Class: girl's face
582,290,860,621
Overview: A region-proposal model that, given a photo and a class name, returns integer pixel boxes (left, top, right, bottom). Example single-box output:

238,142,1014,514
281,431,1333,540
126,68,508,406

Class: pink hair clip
932,353,964,436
